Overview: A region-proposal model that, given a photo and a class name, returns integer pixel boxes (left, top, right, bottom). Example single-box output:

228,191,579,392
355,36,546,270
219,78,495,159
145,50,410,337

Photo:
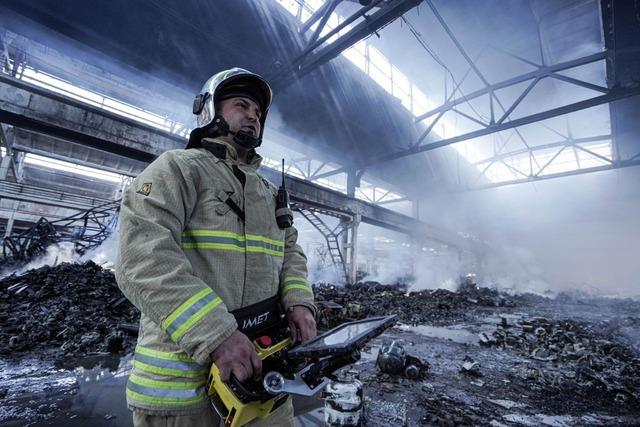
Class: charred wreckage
0,261,638,425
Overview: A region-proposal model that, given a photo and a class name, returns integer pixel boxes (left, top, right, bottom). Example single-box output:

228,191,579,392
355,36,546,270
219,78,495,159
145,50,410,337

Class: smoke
348,223,464,290
2,0,632,302
347,224,557,296
307,258,345,285
416,166,640,299
360,242,413,285
79,232,119,269
0,232,120,279
475,243,552,295
13,242,78,275
409,249,466,292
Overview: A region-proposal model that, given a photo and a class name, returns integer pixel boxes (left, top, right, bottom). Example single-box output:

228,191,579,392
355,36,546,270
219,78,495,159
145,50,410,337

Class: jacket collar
200,138,262,169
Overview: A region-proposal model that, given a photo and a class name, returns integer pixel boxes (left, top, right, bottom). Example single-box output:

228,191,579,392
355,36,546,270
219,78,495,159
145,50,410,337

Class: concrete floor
2,296,639,426
0,353,325,427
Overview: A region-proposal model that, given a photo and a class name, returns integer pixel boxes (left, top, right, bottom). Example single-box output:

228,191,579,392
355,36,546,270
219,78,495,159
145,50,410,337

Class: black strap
232,164,246,188
225,197,245,222
201,142,246,222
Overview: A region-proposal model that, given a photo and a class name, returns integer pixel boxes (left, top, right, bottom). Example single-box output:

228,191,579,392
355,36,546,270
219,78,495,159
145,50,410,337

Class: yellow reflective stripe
133,360,204,378
126,389,205,406
129,374,205,390
246,246,284,257
245,234,284,247
161,289,223,343
183,230,245,239
182,244,284,257
162,288,212,332
181,242,246,252
133,346,205,378
135,346,197,362
283,276,309,285
282,276,311,292
212,70,232,83
127,371,207,406
183,230,284,248
171,297,223,342
282,284,314,295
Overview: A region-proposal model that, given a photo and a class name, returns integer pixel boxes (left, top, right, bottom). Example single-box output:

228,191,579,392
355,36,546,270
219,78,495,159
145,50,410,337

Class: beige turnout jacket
115,139,315,415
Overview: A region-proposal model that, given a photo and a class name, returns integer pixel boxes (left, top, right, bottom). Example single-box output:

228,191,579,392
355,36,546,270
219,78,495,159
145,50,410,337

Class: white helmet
187,67,272,149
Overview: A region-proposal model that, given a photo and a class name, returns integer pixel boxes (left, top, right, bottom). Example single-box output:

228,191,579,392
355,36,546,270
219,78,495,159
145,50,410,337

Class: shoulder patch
137,182,152,196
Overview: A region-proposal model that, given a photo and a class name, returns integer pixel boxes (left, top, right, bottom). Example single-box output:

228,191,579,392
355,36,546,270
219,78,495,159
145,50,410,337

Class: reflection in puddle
395,324,479,345
0,354,132,425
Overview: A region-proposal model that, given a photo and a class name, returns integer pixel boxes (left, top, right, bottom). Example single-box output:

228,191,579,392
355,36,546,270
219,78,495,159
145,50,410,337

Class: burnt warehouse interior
0,0,639,426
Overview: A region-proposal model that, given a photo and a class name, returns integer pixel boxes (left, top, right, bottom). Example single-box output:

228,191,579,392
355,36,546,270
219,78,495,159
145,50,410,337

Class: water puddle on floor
394,324,480,345
0,353,133,426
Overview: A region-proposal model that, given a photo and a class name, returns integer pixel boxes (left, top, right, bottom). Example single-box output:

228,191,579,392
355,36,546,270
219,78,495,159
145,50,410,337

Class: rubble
420,392,491,426
460,355,482,377
376,340,406,374
483,316,640,405
363,397,408,426
0,265,637,424
328,278,640,424
403,355,427,380
0,261,139,357
314,280,545,328
376,340,429,380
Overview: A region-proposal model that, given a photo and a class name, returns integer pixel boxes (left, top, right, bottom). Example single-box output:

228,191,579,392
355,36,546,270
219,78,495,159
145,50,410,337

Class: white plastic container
323,371,363,427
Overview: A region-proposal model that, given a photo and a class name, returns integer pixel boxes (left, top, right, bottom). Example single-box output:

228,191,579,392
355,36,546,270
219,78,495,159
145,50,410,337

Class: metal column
344,214,360,285
3,201,18,237
340,170,362,284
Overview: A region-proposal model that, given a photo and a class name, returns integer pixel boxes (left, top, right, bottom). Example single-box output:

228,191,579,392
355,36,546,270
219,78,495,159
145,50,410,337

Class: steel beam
300,0,342,46
469,157,640,191
12,143,139,178
12,128,146,176
309,165,345,181
293,0,383,64
313,86,640,177
472,135,612,166
414,51,608,123
378,196,409,205
0,74,184,162
424,0,491,89
258,166,471,250
376,86,640,163
277,0,422,85
0,75,470,250
0,180,113,210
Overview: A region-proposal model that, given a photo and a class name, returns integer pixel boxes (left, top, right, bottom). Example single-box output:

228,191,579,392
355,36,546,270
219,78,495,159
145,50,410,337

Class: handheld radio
275,159,293,229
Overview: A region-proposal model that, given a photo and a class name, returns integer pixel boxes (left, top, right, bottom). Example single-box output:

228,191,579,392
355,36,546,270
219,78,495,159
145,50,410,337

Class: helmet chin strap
197,115,261,149
229,129,262,150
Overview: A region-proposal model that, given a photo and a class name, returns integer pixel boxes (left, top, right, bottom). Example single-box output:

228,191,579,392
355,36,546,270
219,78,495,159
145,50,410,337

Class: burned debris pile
0,261,138,357
482,317,640,406
314,281,543,328
317,280,640,422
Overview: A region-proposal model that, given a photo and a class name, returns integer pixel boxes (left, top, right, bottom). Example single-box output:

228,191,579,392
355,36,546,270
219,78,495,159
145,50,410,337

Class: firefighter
116,68,316,427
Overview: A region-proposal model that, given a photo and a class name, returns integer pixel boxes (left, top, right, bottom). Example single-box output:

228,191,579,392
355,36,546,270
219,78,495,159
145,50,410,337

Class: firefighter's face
218,97,262,137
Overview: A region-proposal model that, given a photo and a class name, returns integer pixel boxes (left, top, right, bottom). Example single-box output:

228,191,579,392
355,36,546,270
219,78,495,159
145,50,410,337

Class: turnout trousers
132,399,294,427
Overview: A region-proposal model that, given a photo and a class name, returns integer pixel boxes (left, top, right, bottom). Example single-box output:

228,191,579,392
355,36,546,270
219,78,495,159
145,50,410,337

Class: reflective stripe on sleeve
161,288,223,342
133,346,206,378
126,374,206,406
182,230,284,257
281,276,313,295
